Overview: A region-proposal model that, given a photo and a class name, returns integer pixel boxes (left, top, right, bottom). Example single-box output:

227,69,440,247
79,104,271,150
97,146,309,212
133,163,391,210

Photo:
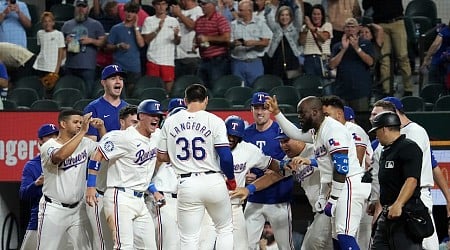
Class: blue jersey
84,97,128,141
19,156,43,230
244,122,293,204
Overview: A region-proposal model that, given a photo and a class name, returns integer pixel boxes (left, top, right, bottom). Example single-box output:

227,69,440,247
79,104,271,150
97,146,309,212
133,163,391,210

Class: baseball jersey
233,141,272,187
40,138,97,204
19,155,43,230
98,126,159,191
345,121,373,169
314,117,364,184
401,122,434,187
152,162,178,193
157,109,229,174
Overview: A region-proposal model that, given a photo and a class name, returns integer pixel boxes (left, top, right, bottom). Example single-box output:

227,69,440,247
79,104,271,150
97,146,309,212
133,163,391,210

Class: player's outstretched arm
216,146,236,189
157,151,170,163
86,149,104,207
230,170,284,201
433,166,450,217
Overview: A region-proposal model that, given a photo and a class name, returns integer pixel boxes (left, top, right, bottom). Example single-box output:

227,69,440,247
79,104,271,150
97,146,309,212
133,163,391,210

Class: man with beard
259,222,278,250
62,0,106,97
265,95,370,250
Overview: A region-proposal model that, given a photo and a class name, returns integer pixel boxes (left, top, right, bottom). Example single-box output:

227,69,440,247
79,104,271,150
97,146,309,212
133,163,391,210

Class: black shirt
378,134,422,206
362,0,403,23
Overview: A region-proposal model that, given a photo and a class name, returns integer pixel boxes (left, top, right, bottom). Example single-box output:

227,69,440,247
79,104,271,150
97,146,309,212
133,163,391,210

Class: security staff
369,112,423,249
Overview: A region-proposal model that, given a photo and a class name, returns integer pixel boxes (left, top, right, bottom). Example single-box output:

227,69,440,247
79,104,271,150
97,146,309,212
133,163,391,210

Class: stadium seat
50,4,75,21
2,100,17,110
137,88,168,102
252,74,283,92
224,86,253,108
171,75,204,98
206,98,232,110
292,74,323,98
420,84,446,110
269,86,300,108
31,99,60,111
124,98,141,106
52,88,84,109
433,95,450,111
132,75,165,98
400,96,425,112
27,37,40,54
54,75,87,98
211,74,243,97
8,88,40,108
73,99,93,111
14,75,45,99
405,0,439,26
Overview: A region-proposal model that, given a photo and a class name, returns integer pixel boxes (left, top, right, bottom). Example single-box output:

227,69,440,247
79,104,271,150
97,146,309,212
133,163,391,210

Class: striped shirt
303,22,333,56
194,11,230,59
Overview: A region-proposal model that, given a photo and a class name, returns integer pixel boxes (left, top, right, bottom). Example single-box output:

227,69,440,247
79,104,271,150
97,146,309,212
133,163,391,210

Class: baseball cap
368,111,401,133
274,128,288,140
38,124,59,138
251,92,269,106
382,96,403,111
198,0,218,5
101,64,127,80
74,0,88,7
167,98,186,112
344,106,355,121
345,17,359,26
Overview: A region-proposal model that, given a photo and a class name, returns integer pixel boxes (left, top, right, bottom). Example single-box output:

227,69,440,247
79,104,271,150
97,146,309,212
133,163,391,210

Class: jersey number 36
176,137,206,161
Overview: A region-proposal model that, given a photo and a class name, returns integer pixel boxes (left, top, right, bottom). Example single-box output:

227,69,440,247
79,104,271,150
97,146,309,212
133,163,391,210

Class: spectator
259,222,278,250
363,0,413,97
322,0,361,47
0,0,31,48
170,0,203,79
252,0,265,21
0,59,8,102
299,4,332,78
106,1,145,97
420,22,450,88
230,0,272,87
329,17,374,112
61,0,106,97
265,2,303,83
32,12,65,97
142,0,180,96
194,0,231,88
218,0,238,23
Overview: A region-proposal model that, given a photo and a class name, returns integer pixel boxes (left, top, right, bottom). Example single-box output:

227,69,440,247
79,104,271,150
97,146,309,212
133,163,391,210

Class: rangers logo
104,141,115,152
231,122,239,130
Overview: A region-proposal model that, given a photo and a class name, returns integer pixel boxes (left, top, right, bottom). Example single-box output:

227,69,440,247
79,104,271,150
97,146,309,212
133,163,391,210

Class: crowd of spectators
0,0,449,112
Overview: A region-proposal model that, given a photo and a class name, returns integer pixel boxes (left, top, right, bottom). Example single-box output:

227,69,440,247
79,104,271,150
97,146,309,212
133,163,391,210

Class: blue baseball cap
251,92,269,106
274,128,288,140
382,96,403,111
38,124,59,138
344,106,355,121
101,64,127,80
167,98,186,112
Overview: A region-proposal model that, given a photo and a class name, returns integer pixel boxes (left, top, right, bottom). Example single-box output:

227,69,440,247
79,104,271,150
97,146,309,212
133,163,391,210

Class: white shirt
176,6,203,59
33,30,65,72
41,137,97,204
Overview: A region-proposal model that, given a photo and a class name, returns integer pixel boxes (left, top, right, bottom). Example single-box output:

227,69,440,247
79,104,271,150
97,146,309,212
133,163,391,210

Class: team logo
104,141,115,152
155,103,161,110
328,138,340,146
231,122,239,130
352,133,362,141
385,161,394,169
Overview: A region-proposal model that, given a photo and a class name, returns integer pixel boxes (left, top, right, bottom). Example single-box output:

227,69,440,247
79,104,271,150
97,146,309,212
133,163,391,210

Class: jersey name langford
169,122,212,138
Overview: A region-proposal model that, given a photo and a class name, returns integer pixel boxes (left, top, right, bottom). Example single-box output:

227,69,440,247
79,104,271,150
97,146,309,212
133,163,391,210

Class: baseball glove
40,72,59,90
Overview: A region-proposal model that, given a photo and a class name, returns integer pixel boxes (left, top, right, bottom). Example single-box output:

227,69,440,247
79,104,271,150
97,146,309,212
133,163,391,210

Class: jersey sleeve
40,140,59,169
323,125,351,154
157,118,169,153
213,116,229,148
97,131,128,161
247,143,272,171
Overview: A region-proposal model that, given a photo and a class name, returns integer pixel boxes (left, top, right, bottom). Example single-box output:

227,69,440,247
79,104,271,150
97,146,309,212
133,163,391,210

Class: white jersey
401,122,434,187
99,126,159,191
345,121,373,169
152,162,178,193
314,117,364,183
41,137,97,204
233,141,272,187
158,110,229,174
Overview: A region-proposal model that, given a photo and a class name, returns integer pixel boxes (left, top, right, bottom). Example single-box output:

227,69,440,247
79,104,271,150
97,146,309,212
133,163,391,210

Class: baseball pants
301,213,333,250
421,187,439,250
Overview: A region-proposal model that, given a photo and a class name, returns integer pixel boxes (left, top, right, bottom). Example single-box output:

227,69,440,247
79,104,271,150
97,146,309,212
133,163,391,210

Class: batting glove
314,194,327,213
226,178,237,190
324,198,337,217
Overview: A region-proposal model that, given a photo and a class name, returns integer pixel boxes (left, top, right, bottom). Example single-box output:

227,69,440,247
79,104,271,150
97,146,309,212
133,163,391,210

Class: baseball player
85,99,165,250
37,110,104,250
148,99,186,250
19,124,59,250
243,92,295,250
157,84,236,250
265,96,370,249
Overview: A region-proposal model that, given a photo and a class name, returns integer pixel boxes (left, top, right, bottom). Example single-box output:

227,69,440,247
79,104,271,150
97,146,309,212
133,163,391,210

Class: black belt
115,187,144,198
305,54,322,58
158,191,177,199
180,170,218,178
380,16,403,24
96,189,105,196
44,195,80,208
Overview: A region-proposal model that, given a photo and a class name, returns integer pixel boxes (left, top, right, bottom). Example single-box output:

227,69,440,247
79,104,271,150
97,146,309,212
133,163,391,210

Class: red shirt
194,11,230,59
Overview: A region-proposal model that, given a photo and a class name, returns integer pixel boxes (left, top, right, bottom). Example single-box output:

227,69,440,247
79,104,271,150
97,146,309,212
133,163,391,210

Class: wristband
330,180,345,199
147,183,158,194
88,160,101,171
87,174,97,187
246,184,256,195
309,158,318,167
279,160,289,170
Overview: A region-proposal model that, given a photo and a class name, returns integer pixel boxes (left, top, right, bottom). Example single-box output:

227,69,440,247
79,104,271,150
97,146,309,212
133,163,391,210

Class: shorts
146,61,175,82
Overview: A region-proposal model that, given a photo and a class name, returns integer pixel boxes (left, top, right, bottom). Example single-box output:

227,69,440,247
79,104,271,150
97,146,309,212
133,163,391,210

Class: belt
96,189,105,196
44,195,80,208
180,170,219,178
115,187,144,198
202,54,228,62
304,54,322,58
159,191,177,199
380,16,403,24
234,57,261,63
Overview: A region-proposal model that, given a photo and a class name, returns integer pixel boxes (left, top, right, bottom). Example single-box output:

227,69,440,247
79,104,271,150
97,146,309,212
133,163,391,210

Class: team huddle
20,78,447,249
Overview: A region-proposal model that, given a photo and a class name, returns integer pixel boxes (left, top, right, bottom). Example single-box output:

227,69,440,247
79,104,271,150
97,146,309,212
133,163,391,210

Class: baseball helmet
137,99,164,116
368,111,401,133
225,115,245,138
167,98,186,112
